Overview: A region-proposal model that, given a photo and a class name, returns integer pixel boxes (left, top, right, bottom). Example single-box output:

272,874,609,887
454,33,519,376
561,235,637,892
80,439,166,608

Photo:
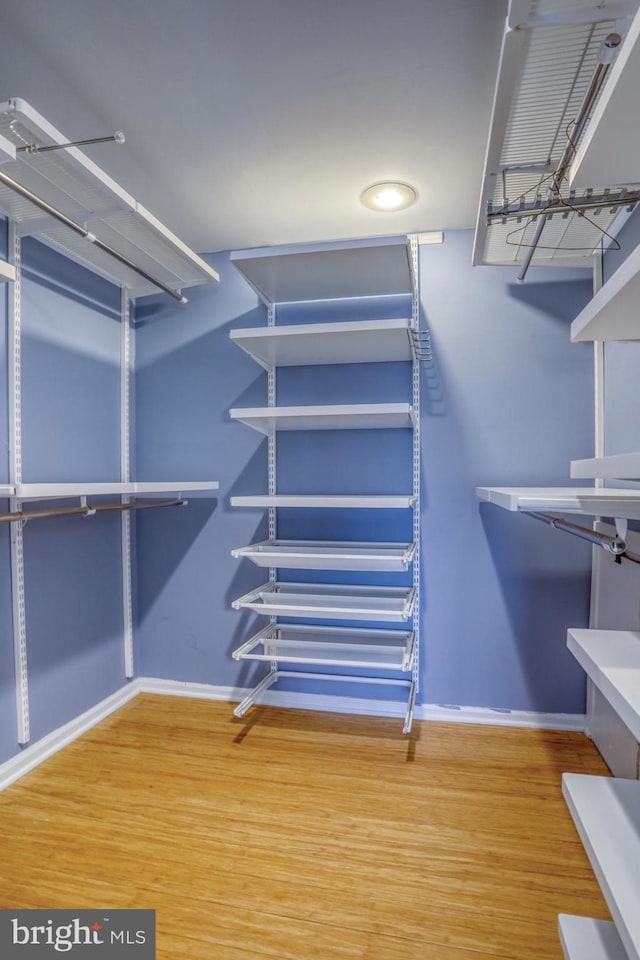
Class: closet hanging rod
525,511,626,554
16,132,125,154
0,167,187,303
0,497,185,526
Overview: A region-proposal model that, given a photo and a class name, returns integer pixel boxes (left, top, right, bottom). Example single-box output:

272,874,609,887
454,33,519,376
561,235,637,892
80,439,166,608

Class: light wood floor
0,696,610,960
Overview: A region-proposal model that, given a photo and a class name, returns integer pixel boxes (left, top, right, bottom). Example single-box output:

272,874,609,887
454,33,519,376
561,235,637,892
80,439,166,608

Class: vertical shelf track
407,234,421,734
267,303,278,686
8,221,30,744
120,288,135,679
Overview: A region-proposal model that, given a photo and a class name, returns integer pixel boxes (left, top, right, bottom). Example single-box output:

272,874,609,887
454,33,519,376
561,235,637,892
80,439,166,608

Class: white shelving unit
232,623,416,671
559,915,629,960
562,774,640,960
230,318,414,367
231,494,415,509
229,403,415,434
0,98,219,298
571,453,640,481
231,539,416,571
228,235,421,732
1,98,221,747
567,629,640,742
476,485,640,520
571,241,640,343
232,582,416,622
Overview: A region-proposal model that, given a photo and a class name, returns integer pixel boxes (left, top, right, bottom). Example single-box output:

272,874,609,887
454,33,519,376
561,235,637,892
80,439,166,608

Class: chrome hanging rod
0,497,185,526
0,167,187,303
525,511,626,554
516,32,622,283
16,132,125,154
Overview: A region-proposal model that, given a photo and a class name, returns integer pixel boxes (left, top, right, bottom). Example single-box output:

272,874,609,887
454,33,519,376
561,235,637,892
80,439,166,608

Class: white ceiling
1,0,507,254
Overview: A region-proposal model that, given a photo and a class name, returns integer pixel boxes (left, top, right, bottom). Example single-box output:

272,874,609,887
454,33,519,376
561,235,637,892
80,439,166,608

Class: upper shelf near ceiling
569,6,640,188
0,98,219,298
229,235,413,305
473,2,637,270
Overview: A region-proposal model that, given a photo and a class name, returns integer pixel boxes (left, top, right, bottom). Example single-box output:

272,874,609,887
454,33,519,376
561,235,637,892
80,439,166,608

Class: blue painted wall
135,230,595,714
0,239,127,762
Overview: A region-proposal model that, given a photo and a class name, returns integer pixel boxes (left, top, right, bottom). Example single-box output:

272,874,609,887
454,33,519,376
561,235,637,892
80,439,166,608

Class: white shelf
230,319,414,368
563,774,640,960
476,486,640,520
571,453,640,481
231,581,416,622
569,7,640,189
0,485,15,497
230,494,416,509
567,629,640,742
232,623,416,671
230,403,415,434
231,539,416,571
14,481,219,502
0,98,219,297
230,235,412,304
559,915,629,960
571,242,640,343
0,260,16,283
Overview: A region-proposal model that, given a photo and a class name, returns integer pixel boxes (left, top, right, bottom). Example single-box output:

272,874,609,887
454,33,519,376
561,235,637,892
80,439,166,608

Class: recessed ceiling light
361,181,417,212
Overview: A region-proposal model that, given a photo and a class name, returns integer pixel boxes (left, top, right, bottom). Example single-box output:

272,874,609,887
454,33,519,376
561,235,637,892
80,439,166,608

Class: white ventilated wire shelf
231,581,416,622
567,629,640,742
0,99,219,296
230,495,416,509
230,319,414,368
475,11,629,268
232,623,416,671
231,539,416,571
14,481,219,502
476,485,640,520
229,403,415,434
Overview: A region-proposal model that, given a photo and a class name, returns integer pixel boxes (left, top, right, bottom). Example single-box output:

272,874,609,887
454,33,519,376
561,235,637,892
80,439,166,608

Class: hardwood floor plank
0,696,611,960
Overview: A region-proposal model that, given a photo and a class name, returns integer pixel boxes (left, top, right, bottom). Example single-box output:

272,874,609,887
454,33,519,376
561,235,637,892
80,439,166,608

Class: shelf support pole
8,221,30,744
409,234,421,733
120,288,135,679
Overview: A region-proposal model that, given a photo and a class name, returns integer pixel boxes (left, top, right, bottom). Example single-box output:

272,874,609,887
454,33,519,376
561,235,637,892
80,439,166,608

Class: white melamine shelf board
559,915,629,960
0,260,16,283
231,582,416,623
569,7,640,189
567,629,640,742
230,235,412,304
0,485,15,496
562,774,640,960
232,623,416,671
230,495,416,509
229,403,415,435
0,98,219,297
476,486,640,520
229,319,414,368
571,241,640,342
231,539,416,571
571,453,640,481
15,481,219,502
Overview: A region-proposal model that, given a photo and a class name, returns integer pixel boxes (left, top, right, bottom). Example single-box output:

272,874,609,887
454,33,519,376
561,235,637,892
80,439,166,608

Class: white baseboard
0,681,141,793
138,677,586,731
0,677,586,792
